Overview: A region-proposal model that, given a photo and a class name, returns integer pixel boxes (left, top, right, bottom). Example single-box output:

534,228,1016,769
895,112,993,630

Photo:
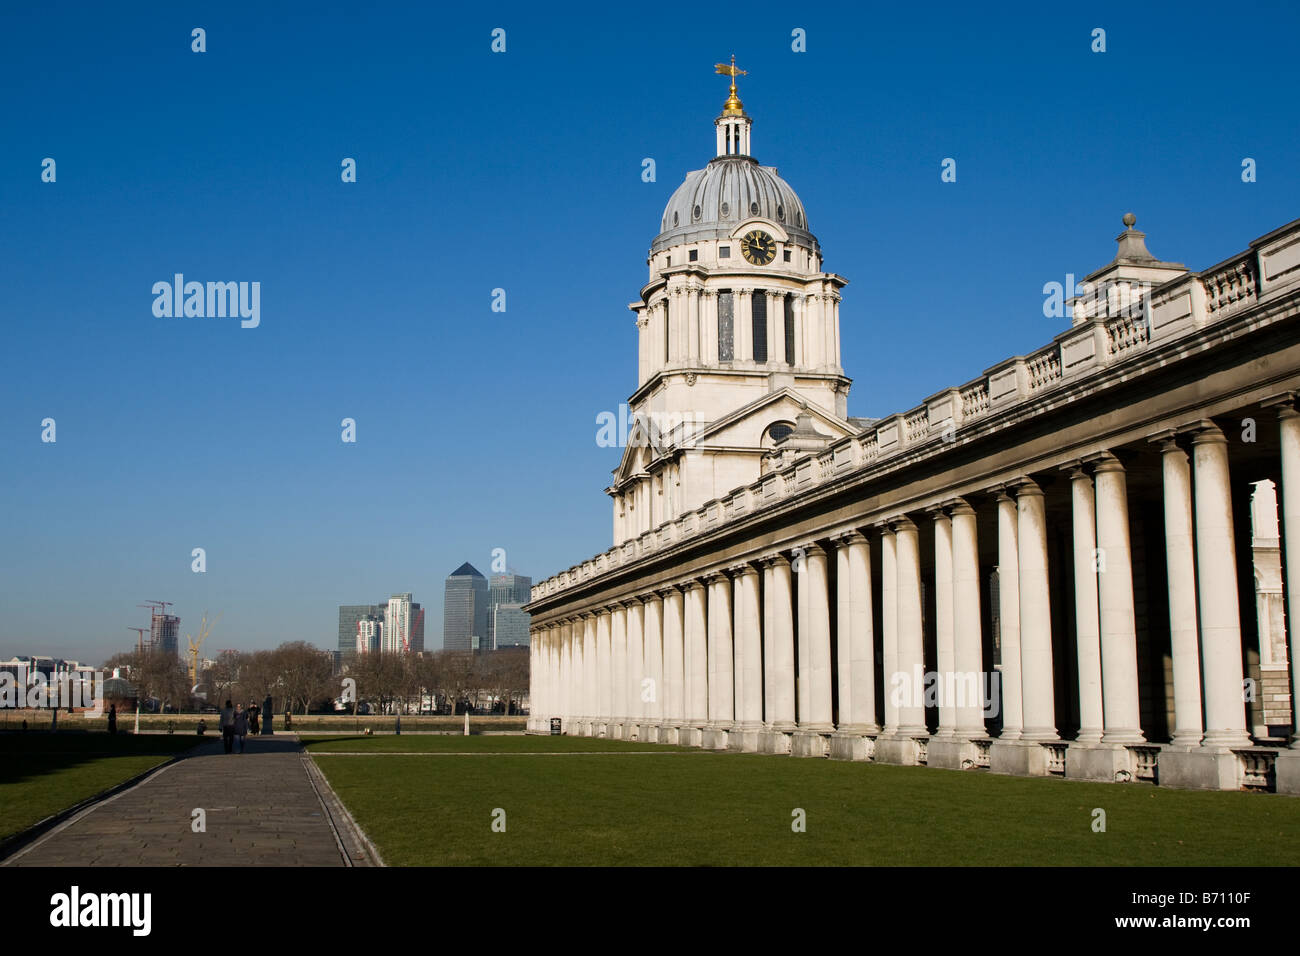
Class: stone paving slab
4,735,362,867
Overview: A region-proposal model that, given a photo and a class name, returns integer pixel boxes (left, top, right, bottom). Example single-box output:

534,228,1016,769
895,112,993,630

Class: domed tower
608,61,856,545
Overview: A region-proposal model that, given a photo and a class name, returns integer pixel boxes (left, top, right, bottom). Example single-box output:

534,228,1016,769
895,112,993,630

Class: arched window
763,421,795,446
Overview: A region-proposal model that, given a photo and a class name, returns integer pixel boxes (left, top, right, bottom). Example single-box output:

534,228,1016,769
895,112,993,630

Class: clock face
740,230,777,265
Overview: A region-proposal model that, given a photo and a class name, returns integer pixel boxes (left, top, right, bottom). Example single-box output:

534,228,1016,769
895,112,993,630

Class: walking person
107,704,117,735
220,699,235,754
248,700,260,736
234,703,249,753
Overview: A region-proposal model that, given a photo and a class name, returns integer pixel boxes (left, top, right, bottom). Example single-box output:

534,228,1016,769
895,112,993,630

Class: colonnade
530,414,1300,790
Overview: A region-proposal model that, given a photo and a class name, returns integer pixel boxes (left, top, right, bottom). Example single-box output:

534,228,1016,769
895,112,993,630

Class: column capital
620,596,644,609
1087,451,1126,474
761,552,791,568
1189,419,1227,445
1015,478,1045,498
703,570,729,584
924,502,949,519
1146,428,1183,450
830,529,867,547
793,541,826,558
891,515,919,533
947,497,976,517
729,561,761,578
681,579,706,593
655,584,681,599
1260,390,1297,414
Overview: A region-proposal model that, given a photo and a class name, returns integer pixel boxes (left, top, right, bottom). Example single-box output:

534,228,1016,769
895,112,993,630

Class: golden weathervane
715,55,747,114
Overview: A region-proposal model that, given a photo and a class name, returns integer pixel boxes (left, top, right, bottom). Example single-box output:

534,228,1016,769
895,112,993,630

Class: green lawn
0,733,198,842
305,735,1300,866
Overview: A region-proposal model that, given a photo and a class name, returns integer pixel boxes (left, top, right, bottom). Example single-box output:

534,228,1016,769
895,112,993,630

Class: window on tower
752,292,768,362
719,246,730,258
689,249,698,262
718,291,734,362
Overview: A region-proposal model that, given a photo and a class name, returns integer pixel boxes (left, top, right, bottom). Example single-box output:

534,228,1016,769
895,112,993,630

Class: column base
699,727,728,749
988,738,1051,776
1276,750,1300,795
926,736,983,771
678,726,704,747
727,726,763,752
759,729,794,754
827,731,873,761
873,734,925,767
1157,746,1243,791
791,729,831,758
1065,742,1136,783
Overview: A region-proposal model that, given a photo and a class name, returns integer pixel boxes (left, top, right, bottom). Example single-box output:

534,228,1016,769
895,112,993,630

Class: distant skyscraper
486,574,532,650
339,604,383,661
356,616,382,654
151,613,180,657
384,593,414,654
491,603,530,649
444,563,488,652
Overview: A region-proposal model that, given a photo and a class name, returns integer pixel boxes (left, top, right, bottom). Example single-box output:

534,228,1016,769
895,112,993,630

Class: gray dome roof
652,156,816,253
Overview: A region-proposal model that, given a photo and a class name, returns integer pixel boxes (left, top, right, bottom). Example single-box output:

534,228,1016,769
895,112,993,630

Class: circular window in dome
720,201,730,218
672,211,679,226
750,201,759,216
776,205,784,221
692,204,701,221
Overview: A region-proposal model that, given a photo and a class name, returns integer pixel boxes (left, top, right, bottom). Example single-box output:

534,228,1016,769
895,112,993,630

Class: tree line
103,643,530,715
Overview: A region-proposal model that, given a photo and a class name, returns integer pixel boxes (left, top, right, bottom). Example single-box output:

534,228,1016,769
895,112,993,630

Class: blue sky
2,1,1297,661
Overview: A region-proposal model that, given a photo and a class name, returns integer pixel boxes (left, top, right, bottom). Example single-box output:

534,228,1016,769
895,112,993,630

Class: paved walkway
4,735,377,867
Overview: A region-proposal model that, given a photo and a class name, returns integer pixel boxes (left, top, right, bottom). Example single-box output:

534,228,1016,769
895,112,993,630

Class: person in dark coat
233,704,249,753
220,699,235,754
248,701,260,735
107,704,117,735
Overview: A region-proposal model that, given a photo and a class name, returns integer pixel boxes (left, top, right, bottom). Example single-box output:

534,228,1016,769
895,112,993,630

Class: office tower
443,563,487,652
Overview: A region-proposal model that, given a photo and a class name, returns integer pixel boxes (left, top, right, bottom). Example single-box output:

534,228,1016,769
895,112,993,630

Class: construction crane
186,611,221,690
128,626,150,655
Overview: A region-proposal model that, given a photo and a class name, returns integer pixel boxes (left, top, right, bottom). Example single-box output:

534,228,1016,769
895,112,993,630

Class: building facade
444,563,488,652
525,77,1300,794
487,574,532,649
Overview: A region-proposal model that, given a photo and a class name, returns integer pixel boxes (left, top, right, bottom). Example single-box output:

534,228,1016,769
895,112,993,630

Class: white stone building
526,73,1300,794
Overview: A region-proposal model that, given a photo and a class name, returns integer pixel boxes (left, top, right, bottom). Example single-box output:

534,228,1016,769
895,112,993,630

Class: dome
652,156,816,254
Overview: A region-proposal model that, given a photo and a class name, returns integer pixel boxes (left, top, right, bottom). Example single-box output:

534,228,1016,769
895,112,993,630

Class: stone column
790,295,800,366
1017,480,1058,742
661,587,685,742
596,609,612,734
894,517,927,737
1277,405,1300,750
1155,436,1203,747
1271,402,1300,795
762,554,796,750
1093,454,1144,745
582,613,597,735
793,542,833,755
950,500,986,742
731,563,764,749
737,289,753,362
995,490,1023,741
683,580,709,745
880,524,899,735
687,285,700,365
825,292,840,369
643,594,665,738
931,507,957,740
625,600,644,737
611,603,628,738
1067,464,1104,745
1192,424,1250,749
706,572,734,747
701,290,716,365
830,532,875,759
